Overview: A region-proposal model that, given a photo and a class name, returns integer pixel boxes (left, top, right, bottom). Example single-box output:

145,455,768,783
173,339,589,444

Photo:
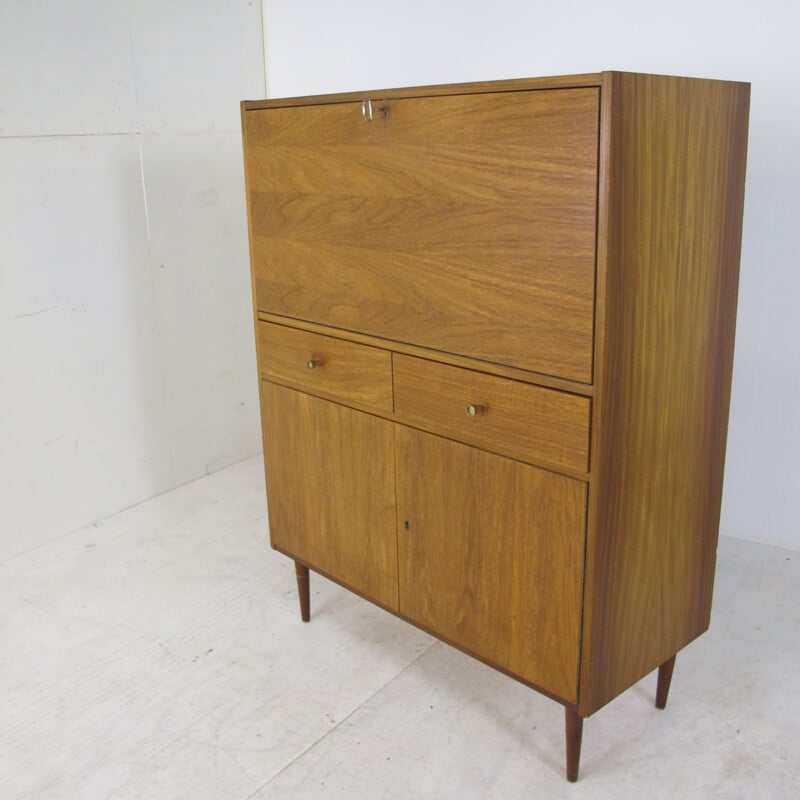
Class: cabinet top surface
242,73,601,110
241,71,748,111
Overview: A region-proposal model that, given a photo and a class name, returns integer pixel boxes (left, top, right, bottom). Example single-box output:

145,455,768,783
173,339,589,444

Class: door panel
396,426,586,702
244,88,598,382
261,381,398,610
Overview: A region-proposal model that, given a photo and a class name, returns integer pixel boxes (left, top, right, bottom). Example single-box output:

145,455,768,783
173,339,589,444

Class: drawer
393,355,590,473
257,321,393,413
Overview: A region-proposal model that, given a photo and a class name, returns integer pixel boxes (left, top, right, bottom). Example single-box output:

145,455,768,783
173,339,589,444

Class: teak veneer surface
257,320,393,413
261,382,398,611
393,354,591,474
242,69,750,778
257,311,595,397
395,426,586,704
580,72,750,715
245,88,599,382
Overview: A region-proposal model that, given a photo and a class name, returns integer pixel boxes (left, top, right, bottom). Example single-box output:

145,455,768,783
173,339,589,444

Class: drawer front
257,321,393,412
394,355,590,473
244,87,598,382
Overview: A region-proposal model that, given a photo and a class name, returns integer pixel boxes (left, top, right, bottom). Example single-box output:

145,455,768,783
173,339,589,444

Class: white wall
263,0,800,550
0,2,266,561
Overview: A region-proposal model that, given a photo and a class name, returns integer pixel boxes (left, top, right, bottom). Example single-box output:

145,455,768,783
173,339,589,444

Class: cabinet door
244,88,598,382
261,381,398,611
396,426,586,702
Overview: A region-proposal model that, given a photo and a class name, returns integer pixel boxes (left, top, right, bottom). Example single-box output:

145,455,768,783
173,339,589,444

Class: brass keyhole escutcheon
361,99,389,121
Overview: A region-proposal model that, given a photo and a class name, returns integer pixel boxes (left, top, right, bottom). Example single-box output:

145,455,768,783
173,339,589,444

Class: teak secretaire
241,70,750,781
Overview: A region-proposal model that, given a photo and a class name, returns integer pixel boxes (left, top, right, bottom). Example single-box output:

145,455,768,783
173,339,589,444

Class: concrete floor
1,456,798,799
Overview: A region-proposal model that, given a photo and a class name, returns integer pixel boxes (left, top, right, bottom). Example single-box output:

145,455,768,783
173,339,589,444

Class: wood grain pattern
257,311,595,397
396,426,587,703
243,72,751,778
261,382,398,611
244,88,599,382
257,321,393,413
579,72,750,716
393,354,591,474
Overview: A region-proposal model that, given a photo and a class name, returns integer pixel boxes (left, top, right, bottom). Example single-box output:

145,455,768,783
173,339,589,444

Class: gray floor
1,456,798,799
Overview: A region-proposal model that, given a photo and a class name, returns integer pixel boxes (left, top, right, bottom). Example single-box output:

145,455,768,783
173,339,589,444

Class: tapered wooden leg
294,561,310,622
565,707,583,782
655,654,676,709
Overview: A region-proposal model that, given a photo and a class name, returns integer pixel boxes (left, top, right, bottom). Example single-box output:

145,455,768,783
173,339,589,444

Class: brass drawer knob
466,404,487,416
306,359,323,369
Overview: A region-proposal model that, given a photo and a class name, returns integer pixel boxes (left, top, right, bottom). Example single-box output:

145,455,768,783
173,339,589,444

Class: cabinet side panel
580,73,750,715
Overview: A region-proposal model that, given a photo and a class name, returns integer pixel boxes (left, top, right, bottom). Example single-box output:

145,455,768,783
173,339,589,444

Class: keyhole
404,520,409,530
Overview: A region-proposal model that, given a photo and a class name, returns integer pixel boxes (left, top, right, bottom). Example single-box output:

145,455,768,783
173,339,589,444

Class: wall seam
260,0,270,98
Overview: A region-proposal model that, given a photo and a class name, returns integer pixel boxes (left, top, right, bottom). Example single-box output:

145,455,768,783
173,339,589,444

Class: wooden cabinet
241,71,750,781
